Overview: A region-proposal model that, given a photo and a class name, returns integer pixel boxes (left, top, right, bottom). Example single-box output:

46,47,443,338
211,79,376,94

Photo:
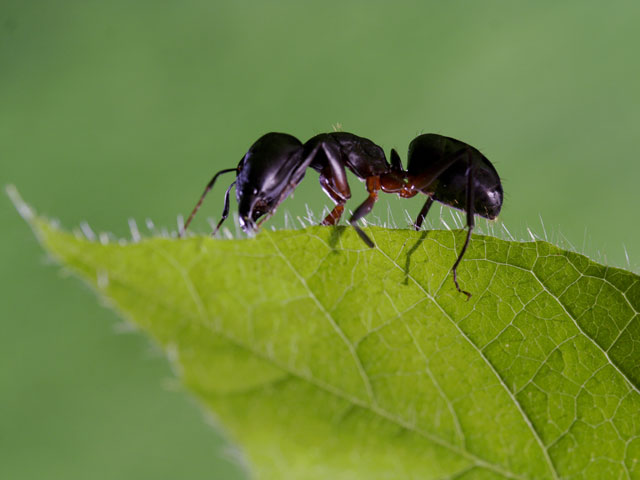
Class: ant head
237,193,271,232
235,132,306,233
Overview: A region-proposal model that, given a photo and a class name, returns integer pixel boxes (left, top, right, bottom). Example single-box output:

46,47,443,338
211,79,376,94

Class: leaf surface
19,196,640,480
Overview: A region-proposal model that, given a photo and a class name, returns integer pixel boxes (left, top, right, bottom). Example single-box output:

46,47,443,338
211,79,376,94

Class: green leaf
12,188,640,480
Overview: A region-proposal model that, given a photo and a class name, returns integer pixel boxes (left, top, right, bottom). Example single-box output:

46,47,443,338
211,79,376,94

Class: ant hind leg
414,196,434,231
451,157,475,299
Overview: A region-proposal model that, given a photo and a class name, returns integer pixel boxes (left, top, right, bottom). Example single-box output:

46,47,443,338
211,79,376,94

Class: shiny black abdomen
407,134,503,219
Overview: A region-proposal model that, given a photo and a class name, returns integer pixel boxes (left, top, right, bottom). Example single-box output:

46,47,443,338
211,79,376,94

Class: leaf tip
6,184,35,222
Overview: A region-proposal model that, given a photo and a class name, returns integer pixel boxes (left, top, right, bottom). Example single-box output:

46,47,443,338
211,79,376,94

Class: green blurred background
2,1,639,479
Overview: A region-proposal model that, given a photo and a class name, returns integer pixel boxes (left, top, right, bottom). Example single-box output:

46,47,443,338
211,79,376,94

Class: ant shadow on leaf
328,225,429,286
328,226,348,251
403,230,429,285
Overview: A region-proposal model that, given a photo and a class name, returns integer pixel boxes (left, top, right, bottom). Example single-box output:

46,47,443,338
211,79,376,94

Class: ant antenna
180,168,238,237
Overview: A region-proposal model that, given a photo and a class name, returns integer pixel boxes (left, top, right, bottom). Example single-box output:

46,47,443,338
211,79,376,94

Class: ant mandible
179,131,503,298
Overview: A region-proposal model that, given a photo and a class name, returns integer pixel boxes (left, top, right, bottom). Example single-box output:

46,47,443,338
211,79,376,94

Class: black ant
180,131,503,298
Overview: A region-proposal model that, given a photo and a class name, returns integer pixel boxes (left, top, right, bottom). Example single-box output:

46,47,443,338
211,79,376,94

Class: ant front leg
451,157,475,299
319,173,350,225
348,176,380,248
211,181,236,236
308,138,351,225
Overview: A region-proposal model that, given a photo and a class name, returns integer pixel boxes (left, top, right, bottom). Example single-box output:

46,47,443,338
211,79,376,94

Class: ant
180,131,503,298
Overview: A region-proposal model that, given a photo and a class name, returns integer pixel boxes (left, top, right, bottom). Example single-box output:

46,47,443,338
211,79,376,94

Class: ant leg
451,159,475,299
211,181,236,236
180,167,237,237
319,174,348,225
348,176,381,248
322,204,345,225
414,196,434,231
313,140,351,225
301,136,352,225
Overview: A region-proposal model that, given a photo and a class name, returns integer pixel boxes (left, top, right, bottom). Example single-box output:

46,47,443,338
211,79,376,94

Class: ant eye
253,188,258,194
